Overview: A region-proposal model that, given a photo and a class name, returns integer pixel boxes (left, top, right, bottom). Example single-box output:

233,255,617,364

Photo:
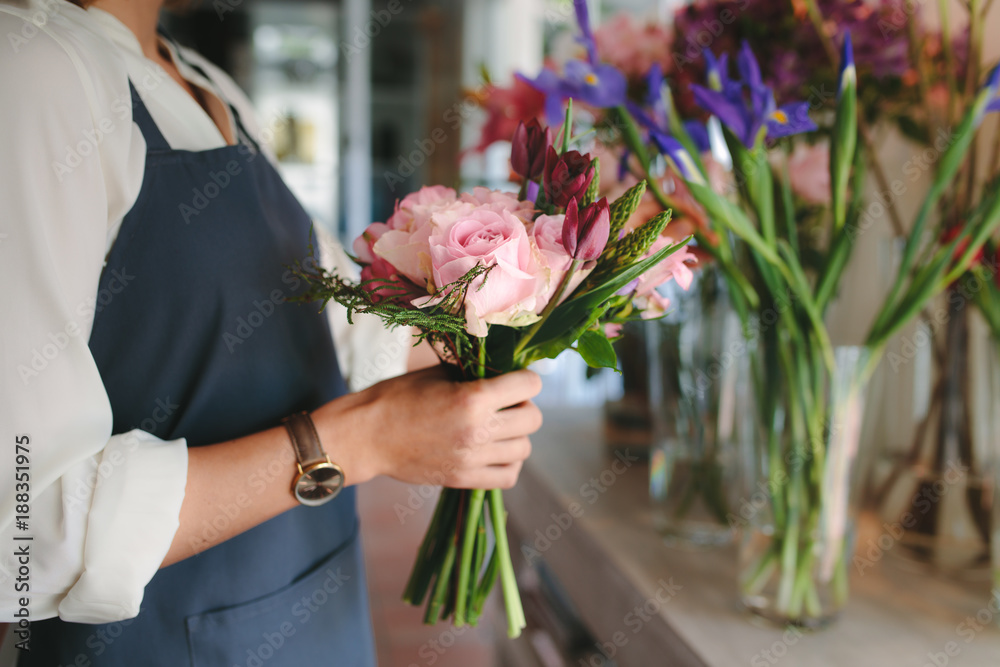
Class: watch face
295,464,345,507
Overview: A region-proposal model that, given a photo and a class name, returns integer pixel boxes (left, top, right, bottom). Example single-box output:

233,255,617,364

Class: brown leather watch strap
281,411,327,468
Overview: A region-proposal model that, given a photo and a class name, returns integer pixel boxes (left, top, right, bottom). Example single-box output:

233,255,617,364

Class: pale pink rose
604,322,623,339
530,213,592,311
459,187,536,222
785,142,830,205
374,186,462,287
531,214,573,272
634,237,699,318
400,184,457,209
426,207,543,337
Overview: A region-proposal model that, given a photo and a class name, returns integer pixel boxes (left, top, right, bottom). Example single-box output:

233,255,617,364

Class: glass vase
603,319,653,455
648,263,745,547
738,344,871,628
870,301,999,576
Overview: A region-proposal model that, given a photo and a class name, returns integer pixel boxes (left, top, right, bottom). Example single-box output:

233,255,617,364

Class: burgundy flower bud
543,146,595,209
510,119,552,180
562,197,610,261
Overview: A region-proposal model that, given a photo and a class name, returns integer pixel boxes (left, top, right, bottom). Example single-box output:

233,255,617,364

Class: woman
0,0,542,664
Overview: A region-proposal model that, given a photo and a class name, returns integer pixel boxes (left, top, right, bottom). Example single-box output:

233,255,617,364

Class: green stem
489,488,526,637
424,524,458,624
404,489,457,605
453,489,486,626
937,0,960,124
473,546,500,614
467,513,488,625
743,547,779,597
561,99,573,154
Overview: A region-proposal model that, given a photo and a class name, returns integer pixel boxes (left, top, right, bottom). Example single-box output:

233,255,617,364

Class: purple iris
838,32,855,99
518,63,628,125
573,0,598,66
641,65,710,154
703,49,735,95
987,65,1000,114
683,121,711,153
516,0,627,124
691,42,817,147
627,101,701,182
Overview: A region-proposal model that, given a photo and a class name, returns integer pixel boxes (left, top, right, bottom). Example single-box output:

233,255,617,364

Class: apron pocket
185,529,374,667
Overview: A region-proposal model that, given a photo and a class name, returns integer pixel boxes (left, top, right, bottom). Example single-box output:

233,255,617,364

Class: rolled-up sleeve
0,7,188,623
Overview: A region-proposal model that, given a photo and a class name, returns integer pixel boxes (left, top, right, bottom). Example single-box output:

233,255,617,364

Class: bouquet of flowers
297,107,695,636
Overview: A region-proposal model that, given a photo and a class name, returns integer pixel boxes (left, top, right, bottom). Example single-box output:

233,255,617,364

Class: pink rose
374,186,461,287
426,207,543,337
459,187,536,222
531,213,572,272
400,185,457,209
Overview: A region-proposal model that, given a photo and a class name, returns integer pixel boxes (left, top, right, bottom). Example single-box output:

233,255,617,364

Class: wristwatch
281,411,345,507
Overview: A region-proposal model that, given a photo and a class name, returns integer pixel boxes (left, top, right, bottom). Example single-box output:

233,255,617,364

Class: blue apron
23,74,376,666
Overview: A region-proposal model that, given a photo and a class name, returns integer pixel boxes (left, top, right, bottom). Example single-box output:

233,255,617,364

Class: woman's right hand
311,365,543,490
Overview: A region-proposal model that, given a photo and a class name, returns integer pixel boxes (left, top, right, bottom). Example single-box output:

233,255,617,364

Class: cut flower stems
616,34,1000,624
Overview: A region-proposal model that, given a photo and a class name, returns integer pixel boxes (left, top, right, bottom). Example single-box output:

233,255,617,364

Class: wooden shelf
503,409,1000,666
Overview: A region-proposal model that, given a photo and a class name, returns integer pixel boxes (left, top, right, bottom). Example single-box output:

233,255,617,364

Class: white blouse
0,0,408,625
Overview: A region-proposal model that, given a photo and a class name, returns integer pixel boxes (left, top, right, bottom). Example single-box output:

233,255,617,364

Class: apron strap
156,26,263,154
128,81,171,152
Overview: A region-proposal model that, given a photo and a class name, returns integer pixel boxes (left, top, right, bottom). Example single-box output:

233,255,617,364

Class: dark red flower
562,197,611,261
511,119,552,180
543,146,595,208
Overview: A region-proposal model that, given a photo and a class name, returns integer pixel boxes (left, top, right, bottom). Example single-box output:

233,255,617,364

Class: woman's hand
312,366,543,490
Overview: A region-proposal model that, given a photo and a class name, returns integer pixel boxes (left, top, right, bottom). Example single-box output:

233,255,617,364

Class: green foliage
291,261,492,375
576,329,618,370
586,209,672,290
608,181,646,239
582,157,600,207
